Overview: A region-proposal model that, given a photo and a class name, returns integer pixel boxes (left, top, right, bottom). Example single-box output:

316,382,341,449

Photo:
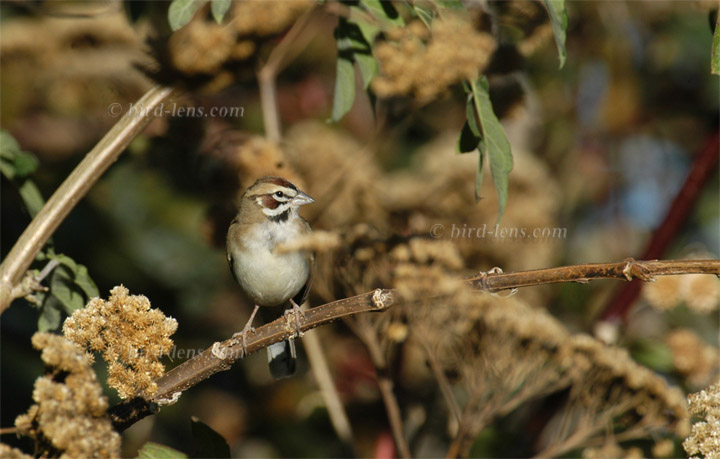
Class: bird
226,176,315,379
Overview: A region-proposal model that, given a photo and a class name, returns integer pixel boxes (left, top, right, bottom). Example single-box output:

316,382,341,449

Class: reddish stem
599,132,720,322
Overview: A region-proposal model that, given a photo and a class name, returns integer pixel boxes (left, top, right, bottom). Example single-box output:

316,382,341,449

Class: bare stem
258,8,317,142
356,316,413,458
417,339,462,423
0,85,177,313
303,328,355,445
107,259,719,431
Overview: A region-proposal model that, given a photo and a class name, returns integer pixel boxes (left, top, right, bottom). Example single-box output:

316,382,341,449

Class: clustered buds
372,16,496,103
15,333,121,458
63,285,177,399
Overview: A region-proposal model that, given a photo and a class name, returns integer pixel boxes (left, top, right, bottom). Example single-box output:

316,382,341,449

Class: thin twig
303,327,355,446
417,338,462,423
355,315,413,458
258,8,317,142
107,259,719,431
0,423,30,435
0,85,177,314
8,259,60,302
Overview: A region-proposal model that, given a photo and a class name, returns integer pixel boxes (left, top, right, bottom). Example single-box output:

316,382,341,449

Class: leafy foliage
34,249,99,331
210,0,231,25
137,442,188,459
168,0,232,30
458,78,513,220
1,130,99,331
543,0,569,68
168,0,206,31
1,129,43,217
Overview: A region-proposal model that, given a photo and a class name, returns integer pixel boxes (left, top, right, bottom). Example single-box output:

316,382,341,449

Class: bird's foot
231,324,256,357
231,305,260,357
284,299,306,338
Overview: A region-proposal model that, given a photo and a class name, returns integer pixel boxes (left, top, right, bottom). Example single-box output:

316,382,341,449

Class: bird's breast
231,221,310,307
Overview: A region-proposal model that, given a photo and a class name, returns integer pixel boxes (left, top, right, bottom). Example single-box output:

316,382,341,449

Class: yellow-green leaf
137,442,188,459
471,77,513,221
168,0,207,31
543,0,568,68
360,0,404,27
210,0,231,24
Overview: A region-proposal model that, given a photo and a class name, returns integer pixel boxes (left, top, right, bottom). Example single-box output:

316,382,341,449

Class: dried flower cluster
372,16,496,103
286,122,388,231
643,273,720,313
15,333,120,458
684,380,720,458
0,444,31,459
582,441,643,459
537,334,689,456
63,285,177,399
392,256,689,457
667,329,718,389
168,0,312,75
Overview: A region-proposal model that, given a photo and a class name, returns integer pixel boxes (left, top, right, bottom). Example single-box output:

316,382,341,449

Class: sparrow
226,176,315,379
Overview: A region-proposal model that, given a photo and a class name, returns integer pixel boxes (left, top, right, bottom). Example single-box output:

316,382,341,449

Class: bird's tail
267,338,296,379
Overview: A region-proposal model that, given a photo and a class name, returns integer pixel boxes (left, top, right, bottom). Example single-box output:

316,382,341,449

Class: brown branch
108,259,719,431
0,85,178,314
599,132,720,322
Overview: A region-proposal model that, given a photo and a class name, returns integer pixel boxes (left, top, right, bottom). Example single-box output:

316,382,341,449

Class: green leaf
361,0,405,27
18,180,45,217
355,52,378,89
137,442,188,459
435,0,465,10
470,77,513,221
1,130,39,179
0,129,21,159
465,94,482,138
51,265,86,314
0,158,14,179
49,253,79,272
191,417,231,458
13,151,38,177
38,296,62,332
74,265,99,300
475,147,485,200
542,0,568,68
210,0,231,24
350,6,381,44
712,10,720,75
632,340,674,372
332,17,374,121
411,4,434,28
331,57,356,121
168,0,207,31
458,121,480,153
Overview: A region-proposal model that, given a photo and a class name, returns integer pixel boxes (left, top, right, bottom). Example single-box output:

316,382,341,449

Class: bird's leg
284,299,306,338
232,305,260,357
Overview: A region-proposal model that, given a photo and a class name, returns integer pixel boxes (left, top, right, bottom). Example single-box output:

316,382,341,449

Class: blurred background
1,0,718,457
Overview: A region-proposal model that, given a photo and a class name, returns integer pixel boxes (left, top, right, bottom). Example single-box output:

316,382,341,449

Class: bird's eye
274,191,284,199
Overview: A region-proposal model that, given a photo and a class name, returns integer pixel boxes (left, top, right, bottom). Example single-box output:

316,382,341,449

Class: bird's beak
292,191,315,206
